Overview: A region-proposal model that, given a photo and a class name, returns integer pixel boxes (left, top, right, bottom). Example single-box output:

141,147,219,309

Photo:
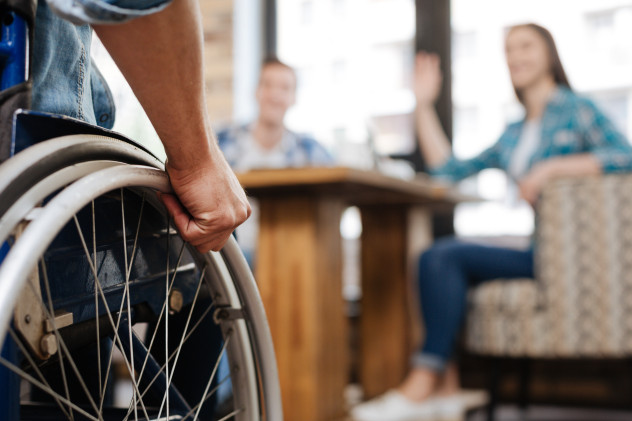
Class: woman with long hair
352,23,632,421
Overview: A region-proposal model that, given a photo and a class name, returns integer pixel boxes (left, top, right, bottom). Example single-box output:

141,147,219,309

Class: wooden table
237,167,469,421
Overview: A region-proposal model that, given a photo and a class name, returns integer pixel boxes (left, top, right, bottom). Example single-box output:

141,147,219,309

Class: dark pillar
416,0,452,139
416,0,454,237
263,0,277,56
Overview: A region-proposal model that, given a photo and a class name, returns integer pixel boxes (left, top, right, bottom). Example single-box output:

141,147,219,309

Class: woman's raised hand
414,51,443,107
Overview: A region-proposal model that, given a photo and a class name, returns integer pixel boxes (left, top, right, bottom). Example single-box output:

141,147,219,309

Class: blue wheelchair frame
0,8,31,420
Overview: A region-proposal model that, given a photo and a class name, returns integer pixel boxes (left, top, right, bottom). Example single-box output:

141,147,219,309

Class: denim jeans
412,237,534,371
32,0,171,127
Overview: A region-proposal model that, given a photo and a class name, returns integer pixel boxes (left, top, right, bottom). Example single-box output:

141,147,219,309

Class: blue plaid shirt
217,125,333,171
431,87,632,182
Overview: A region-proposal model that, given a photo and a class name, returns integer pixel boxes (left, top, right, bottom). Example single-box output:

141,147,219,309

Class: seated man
218,57,333,264
218,57,332,171
18,0,250,416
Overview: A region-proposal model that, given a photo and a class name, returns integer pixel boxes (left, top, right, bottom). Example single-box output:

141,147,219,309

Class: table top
237,166,476,205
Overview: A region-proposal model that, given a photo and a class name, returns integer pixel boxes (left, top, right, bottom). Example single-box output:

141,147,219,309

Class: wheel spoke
164,216,171,420
40,260,78,420
182,332,233,421
138,242,185,382
38,259,102,420
0,356,100,421
122,298,216,421
72,215,151,421
120,189,130,278
127,192,146,421
217,408,245,421
92,200,103,405
120,189,138,421
73,212,129,413
126,192,146,283
191,374,233,419
134,242,186,388
156,266,207,419
7,328,71,419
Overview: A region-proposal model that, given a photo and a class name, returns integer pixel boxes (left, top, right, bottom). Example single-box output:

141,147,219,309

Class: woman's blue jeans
412,237,534,372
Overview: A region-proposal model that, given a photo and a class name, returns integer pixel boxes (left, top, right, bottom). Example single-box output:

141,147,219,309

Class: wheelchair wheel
0,136,282,421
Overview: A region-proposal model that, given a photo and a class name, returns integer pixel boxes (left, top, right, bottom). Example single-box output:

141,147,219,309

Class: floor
468,405,632,421
344,385,632,421
113,380,632,420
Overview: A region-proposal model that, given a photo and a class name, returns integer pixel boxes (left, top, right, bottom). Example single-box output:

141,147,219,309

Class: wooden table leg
256,196,348,421
358,205,432,399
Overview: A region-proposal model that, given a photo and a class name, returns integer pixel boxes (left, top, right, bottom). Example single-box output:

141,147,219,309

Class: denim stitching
91,60,116,127
77,42,86,121
74,0,172,24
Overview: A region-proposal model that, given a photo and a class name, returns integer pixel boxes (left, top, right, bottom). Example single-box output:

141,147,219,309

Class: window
452,106,479,159
452,30,477,63
332,0,346,15
592,92,630,135
276,0,415,161
332,60,347,85
586,10,615,36
584,7,632,65
370,42,414,92
300,0,314,25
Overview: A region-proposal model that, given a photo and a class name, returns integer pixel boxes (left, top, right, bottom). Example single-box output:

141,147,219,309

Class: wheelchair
0,2,282,420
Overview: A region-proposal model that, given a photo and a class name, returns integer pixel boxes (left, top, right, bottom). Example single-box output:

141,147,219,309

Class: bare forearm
91,0,250,253
415,104,452,168
519,154,602,205
544,154,602,178
93,0,214,170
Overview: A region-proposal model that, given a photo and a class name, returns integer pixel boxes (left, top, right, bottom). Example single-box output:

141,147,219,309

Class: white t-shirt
232,131,293,173
508,119,541,180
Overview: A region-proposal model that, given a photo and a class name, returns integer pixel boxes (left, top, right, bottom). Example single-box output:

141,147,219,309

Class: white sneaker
350,390,437,421
434,397,464,421
459,389,489,409
434,390,489,421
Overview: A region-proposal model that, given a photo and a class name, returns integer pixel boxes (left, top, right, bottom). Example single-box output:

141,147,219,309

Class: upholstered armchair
465,174,632,416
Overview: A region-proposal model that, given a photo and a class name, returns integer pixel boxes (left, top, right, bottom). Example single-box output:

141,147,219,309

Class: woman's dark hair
508,23,571,103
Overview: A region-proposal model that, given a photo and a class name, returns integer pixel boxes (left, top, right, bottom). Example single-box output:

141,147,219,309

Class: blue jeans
32,0,171,128
413,237,534,371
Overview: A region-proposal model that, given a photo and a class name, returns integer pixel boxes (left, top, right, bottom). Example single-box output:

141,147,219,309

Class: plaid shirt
217,125,333,171
431,87,632,182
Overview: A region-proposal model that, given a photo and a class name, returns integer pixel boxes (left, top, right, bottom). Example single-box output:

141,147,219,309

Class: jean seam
90,60,116,128
77,43,86,121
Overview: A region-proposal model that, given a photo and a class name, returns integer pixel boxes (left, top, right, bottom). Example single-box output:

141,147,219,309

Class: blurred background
95,0,632,240
93,1,632,418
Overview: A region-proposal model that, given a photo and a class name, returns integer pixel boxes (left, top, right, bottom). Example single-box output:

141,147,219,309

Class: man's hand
160,151,251,253
94,0,253,253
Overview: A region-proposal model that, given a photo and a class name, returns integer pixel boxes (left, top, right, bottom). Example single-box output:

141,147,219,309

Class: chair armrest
536,174,632,305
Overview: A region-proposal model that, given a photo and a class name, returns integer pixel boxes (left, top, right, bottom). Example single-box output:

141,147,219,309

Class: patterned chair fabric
465,174,632,357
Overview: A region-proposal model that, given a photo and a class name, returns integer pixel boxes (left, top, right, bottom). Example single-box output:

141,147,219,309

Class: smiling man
217,57,332,172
